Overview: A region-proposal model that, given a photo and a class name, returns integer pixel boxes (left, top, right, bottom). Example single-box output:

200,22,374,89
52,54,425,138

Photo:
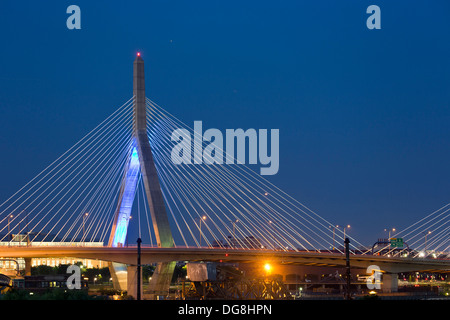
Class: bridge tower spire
108,53,176,298
132,54,174,248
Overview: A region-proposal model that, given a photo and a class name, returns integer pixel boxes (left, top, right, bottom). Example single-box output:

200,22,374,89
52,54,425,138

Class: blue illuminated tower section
110,145,140,247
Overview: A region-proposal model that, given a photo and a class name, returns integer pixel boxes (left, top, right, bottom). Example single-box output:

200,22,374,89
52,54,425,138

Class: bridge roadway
0,246,449,273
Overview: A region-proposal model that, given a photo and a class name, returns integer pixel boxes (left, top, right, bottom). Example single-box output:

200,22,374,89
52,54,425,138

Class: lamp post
384,228,396,240
137,237,142,300
330,225,337,250
230,219,239,248
331,224,350,250
7,214,13,233
344,238,351,300
82,213,88,239
124,216,132,247
268,220,276,249
424,231,431,251
7,215,13,240
343,225,350,240
197,216,207,247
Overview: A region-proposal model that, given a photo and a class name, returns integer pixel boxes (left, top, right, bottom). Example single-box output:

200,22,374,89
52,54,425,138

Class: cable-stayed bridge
0,55,449,297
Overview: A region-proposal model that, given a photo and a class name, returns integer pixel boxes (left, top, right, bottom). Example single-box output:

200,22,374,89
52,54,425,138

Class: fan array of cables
2,96,445,257
372,203,450,258
146,98,365,253
0,98,135,246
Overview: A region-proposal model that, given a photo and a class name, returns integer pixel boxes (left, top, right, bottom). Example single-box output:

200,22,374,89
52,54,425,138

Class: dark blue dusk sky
0,1,449,245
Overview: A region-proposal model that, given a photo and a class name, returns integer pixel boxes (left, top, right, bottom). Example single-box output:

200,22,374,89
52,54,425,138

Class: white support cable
45,116,134,243
373,205,450,257
395,203,450,237
14,112,134,244
154,155,203,247
147,108,334,252
8,93,446,257
146,102,346,252
147,98,365,253
148,121,254,248
156,167,193,248
134,170,155,247
1,99,134,244
81,142,133,243
150,122,235,248
73,130,134,241
424,225,450,252
0,98,134,231
152,150,219,248
148,105,320,250
147,115,278,249
148,117,214,248
140,176,158,245
398,208,449,243
97,142,137,245
148,118,300,250
0,97,134,219
149,112,354,252
0,101,134,239
146,101,336,244
66,135,134,244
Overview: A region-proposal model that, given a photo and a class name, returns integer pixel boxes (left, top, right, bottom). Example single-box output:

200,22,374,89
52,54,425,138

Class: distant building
0,233,107,274
13,274,88,292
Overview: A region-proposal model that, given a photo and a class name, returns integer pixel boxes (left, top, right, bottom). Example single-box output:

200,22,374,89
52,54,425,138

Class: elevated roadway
1,246,449,273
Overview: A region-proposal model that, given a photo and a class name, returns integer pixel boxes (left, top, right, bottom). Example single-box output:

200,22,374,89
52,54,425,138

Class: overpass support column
382,273,398,293
24,258,32,276
109,262,128,291
148,261,176,299
127,265,143,299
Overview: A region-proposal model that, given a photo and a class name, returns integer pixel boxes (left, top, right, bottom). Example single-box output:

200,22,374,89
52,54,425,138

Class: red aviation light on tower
137,52,141,57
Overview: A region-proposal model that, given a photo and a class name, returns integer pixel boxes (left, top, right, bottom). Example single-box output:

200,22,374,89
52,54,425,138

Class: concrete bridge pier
147,261,176,299
127,265,143,299
24,257,32,276
109,262,144,299
109,262,128,291
382,273,398,293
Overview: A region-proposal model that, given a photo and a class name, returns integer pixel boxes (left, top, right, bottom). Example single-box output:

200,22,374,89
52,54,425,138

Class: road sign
390,238,404,248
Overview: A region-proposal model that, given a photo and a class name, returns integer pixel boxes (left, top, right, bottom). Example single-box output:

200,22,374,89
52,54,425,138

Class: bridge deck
0,246,449,273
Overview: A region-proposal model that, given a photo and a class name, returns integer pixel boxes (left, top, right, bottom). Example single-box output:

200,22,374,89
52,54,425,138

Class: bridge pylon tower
108,53,176,299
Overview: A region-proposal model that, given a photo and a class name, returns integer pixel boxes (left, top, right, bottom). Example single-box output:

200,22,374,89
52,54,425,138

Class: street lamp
331,224,350,250
264,263,272,277
384,227,396,240
342,225,350,240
